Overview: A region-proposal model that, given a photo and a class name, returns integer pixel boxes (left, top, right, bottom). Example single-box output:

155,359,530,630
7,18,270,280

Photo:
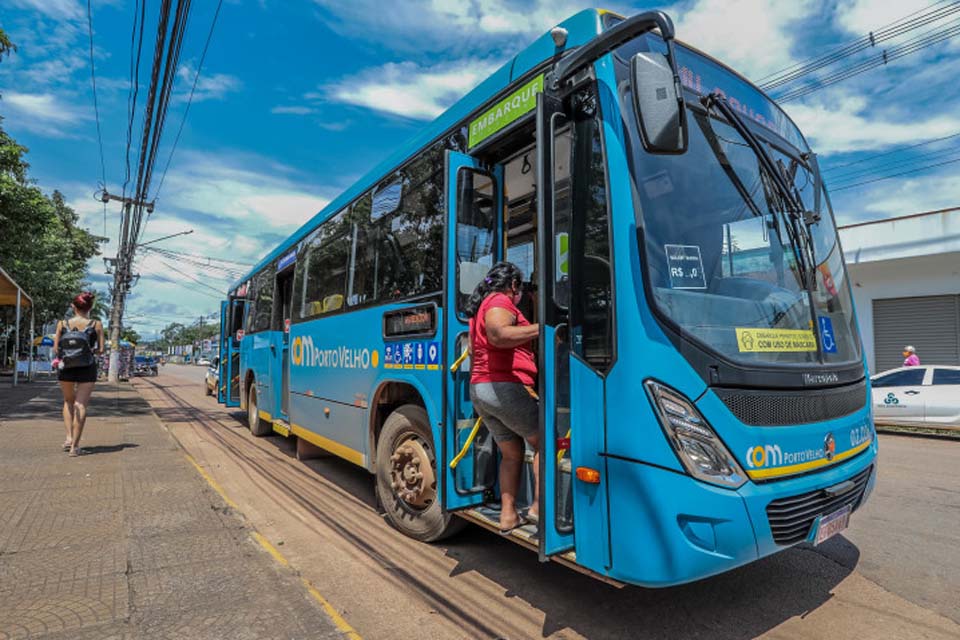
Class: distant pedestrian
902,345,920,367
52,292,104,456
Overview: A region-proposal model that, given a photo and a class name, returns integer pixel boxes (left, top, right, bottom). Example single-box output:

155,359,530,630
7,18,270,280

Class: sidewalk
0,381,343,639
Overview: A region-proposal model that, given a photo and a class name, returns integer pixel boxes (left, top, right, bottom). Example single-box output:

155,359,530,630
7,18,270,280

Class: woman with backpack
52,292,104,456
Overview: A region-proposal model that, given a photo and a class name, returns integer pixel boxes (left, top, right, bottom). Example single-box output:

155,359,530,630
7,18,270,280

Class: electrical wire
827,142,960,182
822,131,960,172
758,1,960,91
85,0,107,196
776,18,960,102
830,154,960,191
154,0,224,200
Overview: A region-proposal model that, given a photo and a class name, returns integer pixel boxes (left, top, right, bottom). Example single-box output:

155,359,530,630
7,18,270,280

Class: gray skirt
470,382,539,443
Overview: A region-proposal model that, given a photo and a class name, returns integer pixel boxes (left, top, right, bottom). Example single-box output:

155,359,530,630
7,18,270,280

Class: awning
33,334,55,346
0,266,32,308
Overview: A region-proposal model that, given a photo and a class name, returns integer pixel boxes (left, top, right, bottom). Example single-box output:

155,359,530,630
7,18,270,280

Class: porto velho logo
884,392,899,405
746,439,834,469
291,336,379,370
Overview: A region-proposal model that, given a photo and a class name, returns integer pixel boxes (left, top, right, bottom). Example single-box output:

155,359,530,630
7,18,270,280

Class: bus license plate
814,505,851,545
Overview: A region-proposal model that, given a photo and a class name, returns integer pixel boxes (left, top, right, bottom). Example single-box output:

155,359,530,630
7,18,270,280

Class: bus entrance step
272,420,291,438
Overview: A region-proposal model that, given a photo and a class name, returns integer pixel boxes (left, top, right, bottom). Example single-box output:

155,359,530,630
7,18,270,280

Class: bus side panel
593,55,698,472
288,305,444,470
569,358,610,572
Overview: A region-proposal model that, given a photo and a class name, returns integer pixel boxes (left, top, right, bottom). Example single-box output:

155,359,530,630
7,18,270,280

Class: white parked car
871,365,960,428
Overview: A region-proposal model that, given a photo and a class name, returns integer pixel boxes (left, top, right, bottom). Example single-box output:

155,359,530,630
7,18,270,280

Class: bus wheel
376,405,463,542
247,384,271,437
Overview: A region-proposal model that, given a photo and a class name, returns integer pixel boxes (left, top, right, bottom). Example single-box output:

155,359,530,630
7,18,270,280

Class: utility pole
103,191,153,383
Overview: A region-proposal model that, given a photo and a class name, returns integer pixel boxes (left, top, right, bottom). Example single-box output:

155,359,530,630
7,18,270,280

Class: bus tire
247,383,271,437
375,404,464,542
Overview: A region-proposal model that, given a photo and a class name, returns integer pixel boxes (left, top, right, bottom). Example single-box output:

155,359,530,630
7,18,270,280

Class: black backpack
59,319,97,369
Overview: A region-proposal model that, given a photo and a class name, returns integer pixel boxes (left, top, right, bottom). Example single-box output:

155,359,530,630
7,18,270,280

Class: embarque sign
468,73,544,149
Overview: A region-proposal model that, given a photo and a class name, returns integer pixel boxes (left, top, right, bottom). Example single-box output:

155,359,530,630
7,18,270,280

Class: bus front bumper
604,440,878,588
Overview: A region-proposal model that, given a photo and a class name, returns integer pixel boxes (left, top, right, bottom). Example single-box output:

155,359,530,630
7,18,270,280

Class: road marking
184,453,239,510
183,452,363,639
252,532,363,640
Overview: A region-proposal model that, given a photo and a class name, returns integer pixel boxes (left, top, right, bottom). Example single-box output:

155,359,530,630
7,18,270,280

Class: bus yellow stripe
258,410,272,423
290,423,365,467
746,439,872,480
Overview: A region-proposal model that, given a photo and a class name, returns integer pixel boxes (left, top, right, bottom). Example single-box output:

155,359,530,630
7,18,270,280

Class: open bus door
442,150,502,511
218,296,245,407
536,93,575,558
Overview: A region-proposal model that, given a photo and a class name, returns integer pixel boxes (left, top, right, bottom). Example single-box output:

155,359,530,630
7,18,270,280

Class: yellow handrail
450,416,482,469
450,348,469,372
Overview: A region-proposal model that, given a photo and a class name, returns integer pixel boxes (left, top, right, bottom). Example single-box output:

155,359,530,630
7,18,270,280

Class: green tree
121,327,141,344
0,124,104,326
0,28,16,63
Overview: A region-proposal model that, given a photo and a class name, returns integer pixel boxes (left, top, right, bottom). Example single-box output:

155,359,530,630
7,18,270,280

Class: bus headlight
645,381,747,489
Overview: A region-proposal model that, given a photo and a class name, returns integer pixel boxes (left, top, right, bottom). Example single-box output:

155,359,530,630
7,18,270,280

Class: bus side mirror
631,52,687,154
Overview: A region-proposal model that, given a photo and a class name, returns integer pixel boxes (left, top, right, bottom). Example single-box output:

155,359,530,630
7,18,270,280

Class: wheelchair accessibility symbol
818,316,837,353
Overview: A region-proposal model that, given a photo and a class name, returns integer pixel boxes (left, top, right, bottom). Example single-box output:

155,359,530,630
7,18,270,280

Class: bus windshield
619,39,860,367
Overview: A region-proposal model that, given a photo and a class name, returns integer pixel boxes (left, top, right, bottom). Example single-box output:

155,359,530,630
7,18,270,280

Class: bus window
455,169,497,314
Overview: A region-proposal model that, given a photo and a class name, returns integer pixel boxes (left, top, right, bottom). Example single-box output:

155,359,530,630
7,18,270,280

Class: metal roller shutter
873,295,960,372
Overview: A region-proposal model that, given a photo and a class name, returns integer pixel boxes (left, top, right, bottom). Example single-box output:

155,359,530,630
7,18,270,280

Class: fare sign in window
665,244,707,289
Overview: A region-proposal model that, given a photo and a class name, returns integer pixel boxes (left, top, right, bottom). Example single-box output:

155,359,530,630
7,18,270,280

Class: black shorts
58,363,98,383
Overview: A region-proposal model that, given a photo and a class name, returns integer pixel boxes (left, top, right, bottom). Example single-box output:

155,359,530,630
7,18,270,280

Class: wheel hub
389,437,436,509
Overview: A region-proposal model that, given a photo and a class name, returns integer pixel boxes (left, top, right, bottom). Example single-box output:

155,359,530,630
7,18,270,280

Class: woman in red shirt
465,262,540,533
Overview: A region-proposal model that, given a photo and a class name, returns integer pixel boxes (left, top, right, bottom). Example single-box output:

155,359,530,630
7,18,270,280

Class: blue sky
2,0,959,337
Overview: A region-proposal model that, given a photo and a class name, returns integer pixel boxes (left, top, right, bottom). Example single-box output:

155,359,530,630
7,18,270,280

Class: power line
154,256,229,296
123,0,147,202
758,1,960,91
777,18,960,102
830,154,960,191
85,0,107,193
827,142,960,182
822,131,960,172
154,0,224,200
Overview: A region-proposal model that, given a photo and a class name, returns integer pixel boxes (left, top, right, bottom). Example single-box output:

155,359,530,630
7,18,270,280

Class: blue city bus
218,9,877,587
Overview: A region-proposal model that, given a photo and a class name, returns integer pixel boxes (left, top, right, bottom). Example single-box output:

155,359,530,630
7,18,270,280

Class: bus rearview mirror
631,52,686,154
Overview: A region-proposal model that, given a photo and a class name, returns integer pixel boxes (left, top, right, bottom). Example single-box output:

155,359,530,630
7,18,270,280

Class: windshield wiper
700,93,817,293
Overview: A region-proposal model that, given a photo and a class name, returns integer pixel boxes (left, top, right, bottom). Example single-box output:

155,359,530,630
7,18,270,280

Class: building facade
839,207,960,374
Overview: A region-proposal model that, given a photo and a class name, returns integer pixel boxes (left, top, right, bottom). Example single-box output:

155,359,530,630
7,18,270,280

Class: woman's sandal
498,516,530,535
68,447,86,457
62,441,72,452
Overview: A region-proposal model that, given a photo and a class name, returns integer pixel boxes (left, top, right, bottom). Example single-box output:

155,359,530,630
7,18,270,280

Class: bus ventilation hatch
765,465,872,546
713,379,867,426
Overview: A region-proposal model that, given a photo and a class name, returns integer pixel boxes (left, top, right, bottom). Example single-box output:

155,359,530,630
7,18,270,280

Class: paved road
137,365,960,639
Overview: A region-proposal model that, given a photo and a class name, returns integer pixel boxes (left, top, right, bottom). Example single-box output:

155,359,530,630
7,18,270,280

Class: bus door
536,94,575,558
219,296,245,407
273,261,296,422
442,151,501,511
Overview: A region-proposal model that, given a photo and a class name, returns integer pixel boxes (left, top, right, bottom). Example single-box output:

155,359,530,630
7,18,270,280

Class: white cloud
835,0,935,36
0,91,90,137
6,0,83,21
311,0,589,52
175,65,241,103
785,94,960,154
271,105,316,115
322,58,500,120
159,150,331,231
670,0,816,80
